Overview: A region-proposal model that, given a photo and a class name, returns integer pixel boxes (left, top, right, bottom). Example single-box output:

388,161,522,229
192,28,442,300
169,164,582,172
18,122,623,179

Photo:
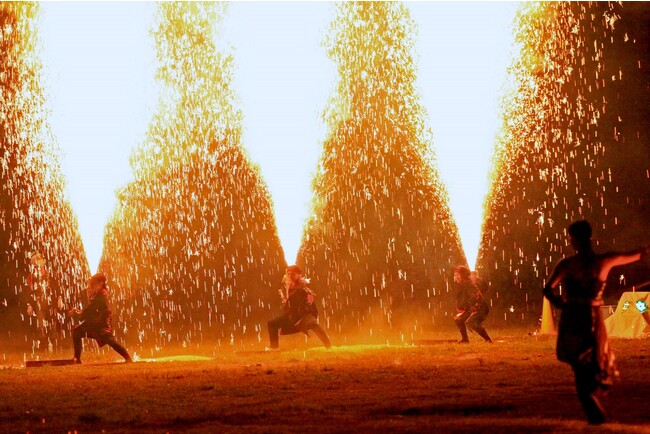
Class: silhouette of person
454,266,492,343
68,273,132,363
543,220,649,424
267,265,331,350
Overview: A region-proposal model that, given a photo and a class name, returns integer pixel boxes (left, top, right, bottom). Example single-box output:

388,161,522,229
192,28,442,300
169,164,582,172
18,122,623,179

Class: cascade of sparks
478,2,650,322
99,3,286,350
297,2,465,342
1,2,648,356
0,3,89,355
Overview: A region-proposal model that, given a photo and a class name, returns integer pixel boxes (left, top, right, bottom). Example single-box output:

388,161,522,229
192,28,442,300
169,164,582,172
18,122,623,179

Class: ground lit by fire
2,2,649,432
1,331,649,433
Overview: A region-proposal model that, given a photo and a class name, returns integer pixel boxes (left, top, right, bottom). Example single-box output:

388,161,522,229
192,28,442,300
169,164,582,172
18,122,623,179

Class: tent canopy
605,291,650,338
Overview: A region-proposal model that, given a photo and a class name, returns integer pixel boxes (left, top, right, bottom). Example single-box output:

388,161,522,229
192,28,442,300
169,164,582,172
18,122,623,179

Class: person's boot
584,393,607,425
268,321,280,349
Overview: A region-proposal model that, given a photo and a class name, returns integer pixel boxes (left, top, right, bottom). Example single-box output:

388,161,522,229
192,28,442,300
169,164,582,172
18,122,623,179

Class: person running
543,220,649,424
68,273,132,363
453,266,492,343
267,265,331,350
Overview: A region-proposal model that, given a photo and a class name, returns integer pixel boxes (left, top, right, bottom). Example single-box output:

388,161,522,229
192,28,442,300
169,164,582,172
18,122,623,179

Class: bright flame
39,3,157,271
223,3,335,263
409,2,520,268
39,2,518,270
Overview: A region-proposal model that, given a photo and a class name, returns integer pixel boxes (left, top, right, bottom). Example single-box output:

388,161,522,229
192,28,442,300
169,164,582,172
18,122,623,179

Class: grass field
1,329,649,433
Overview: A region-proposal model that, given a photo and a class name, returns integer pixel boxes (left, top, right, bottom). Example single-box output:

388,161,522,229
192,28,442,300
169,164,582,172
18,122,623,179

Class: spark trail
100,3,286,350
298,2,465,341
478,2,650,321
0,3,89,354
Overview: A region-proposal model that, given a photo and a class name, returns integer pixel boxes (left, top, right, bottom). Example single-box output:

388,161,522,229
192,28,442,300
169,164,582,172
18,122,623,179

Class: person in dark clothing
68,273,132,363
470,271,488,298
267,265,331,350
454,265,492,343
544,220,648,425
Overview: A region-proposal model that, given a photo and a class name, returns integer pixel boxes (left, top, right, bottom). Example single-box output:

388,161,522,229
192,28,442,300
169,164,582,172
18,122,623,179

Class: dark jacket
79,288,113,344
456,280,479,312
283,280,318,323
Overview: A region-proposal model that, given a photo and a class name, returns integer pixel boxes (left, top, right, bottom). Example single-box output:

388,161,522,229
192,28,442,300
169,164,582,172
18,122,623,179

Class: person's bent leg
267,316,284,349
468,316,492,342
72,326,85,363
455,314,470,343
104,335,132,362
572,364,606,424
474,326,492,342
308,323,331,348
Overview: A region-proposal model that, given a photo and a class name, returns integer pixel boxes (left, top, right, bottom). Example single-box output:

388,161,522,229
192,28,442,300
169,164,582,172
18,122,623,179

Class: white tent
605,290,650,338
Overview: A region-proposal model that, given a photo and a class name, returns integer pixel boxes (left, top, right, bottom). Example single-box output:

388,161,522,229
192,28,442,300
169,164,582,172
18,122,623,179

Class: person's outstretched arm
599,246,650,281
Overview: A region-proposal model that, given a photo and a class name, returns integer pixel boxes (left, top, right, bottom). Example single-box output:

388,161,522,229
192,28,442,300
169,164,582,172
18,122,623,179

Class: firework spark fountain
99,3,286,352
478,2,650,322
0,2,89,356
297,2,465,342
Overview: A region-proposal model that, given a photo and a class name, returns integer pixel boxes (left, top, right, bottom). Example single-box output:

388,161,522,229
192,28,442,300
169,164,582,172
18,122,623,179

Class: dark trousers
73,324,131,362
455,311,491,342
572,363,607,424
268,314,331,349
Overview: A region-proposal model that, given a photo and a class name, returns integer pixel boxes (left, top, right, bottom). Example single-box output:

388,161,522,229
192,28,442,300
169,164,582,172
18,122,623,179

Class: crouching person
268,265,331,350
68,273,132,363
454,266,492,343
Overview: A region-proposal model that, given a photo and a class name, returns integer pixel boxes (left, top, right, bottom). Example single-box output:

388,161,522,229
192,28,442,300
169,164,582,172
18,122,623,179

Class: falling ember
478,2,650,320
297,2,465,340
99,2,285,351
0,3,89,355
